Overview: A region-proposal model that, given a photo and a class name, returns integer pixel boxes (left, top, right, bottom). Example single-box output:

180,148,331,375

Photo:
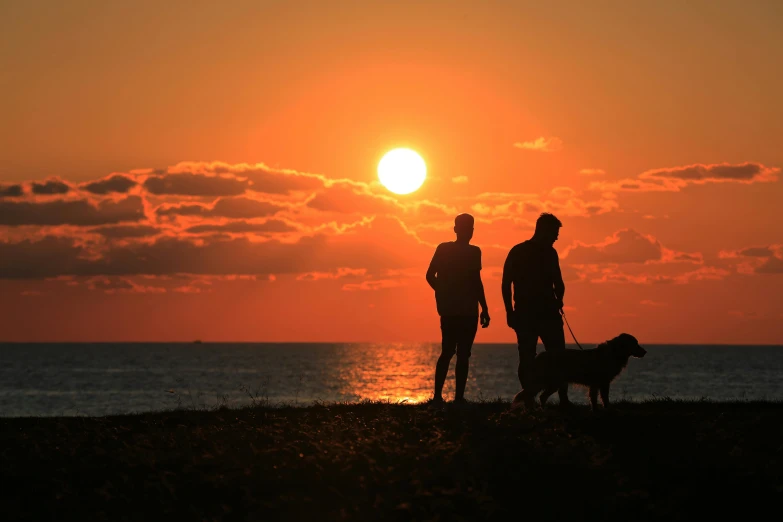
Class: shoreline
3,400,783,520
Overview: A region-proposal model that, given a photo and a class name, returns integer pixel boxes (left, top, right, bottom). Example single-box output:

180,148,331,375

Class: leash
560,309,584,350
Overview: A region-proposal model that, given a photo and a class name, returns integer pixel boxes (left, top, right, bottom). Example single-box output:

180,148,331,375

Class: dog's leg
511,389,537,411
539,386,558,408
599,383,610,409
523,388,538,410
589,386,599,411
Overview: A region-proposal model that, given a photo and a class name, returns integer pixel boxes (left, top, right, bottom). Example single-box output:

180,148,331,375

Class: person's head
454,213,474,243
533,212,562,244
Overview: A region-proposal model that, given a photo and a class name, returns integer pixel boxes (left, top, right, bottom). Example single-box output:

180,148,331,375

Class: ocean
1,343,782,417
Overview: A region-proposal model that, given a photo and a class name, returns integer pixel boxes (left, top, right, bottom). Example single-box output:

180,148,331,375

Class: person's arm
477,276,488,313
478,275,491,327
426,246,440,291
475,249,490,327
502,249,515,328
553,250,565,310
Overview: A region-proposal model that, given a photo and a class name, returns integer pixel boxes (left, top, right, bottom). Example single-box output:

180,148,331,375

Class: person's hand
480,310,491,328
556,299,564,313
506,311,516,329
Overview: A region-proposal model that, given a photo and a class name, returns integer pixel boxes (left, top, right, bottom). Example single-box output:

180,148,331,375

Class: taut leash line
561,310,584,350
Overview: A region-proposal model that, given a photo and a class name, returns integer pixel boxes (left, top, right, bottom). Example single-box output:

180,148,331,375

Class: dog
511,333,646,411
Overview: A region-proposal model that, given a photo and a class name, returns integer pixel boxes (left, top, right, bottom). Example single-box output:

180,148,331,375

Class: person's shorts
440,315,479,357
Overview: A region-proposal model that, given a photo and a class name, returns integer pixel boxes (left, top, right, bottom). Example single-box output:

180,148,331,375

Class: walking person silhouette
502,213,571,407
426,213,490,404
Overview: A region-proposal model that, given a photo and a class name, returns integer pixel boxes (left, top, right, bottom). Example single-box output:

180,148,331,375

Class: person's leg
540,315,569,405
514,317,539,391
454,316,479,401
434,316,457,401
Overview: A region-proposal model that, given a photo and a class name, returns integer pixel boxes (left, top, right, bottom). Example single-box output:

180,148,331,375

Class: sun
377,148,427,195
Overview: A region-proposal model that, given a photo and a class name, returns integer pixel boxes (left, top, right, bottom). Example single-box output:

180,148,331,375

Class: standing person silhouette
502,213,570,407
426,213,490,404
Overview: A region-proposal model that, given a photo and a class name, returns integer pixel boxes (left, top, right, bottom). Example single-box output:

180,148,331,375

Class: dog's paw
508,401,525,412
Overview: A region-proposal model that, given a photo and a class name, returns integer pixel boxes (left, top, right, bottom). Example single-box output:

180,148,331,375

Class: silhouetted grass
2,399,782,521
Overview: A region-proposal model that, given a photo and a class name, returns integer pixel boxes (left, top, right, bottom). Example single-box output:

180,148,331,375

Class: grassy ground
2,400,782,521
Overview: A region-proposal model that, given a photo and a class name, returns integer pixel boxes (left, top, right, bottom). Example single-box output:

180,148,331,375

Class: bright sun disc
378,148,426,195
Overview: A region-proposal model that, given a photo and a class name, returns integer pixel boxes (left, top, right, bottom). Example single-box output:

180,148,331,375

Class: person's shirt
429,241,482,317
503,239,563,317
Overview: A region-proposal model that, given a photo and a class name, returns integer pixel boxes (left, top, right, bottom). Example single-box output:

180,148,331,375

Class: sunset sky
1,1,782,343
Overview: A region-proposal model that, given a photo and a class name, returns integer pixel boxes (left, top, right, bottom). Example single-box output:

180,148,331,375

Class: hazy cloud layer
513,136,563,152
590,162,779,193
565,229,663,264
144,173,251,196
0,184,24,198
0,216,429,280
0,196,145,226
91,225,161,239
0,159,770,293
31,179,71,195
82,174,138,194
184,219,297,235
156,197,285,219
471,192,618,218
719,244,783,275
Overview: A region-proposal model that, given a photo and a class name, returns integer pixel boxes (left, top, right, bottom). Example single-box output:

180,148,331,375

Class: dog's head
608,333,646,359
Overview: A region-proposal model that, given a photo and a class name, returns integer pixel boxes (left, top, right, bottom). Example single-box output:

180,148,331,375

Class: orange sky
1,1,782,343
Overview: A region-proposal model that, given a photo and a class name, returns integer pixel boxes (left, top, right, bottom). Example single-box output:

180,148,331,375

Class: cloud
156,197,284,219
0,236,91,279
155,203,210,218
0,196,145,226
549,186,577,199
640,299,667,307
585,266,730,285
243,167,326,194
210,197,286,219
342,278,404,291
168,161,326,194
146,161,334,197
0,184,24,198
590,162,779,193
513,136,563,152
470,191,618,218
0,216,429,280
296,267,367,282
658,249,704,265
31,179,71,195
85,276,166,294
306,184,402,215
564,229,662,264
185,219,297,235
739,247,774,257
719,245,780,259
756,256,783,274
408,200,457,220
564,230,703,269
718,244,783,275
144,173,251,196
451,176,468,184
579,169,605,176
91,225,161,239
641,162,777,183
82,174,138,195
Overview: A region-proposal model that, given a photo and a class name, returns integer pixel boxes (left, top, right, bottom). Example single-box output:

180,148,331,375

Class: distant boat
193,339,202,344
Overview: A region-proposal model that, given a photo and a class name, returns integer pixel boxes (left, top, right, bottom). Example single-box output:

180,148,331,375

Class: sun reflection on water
331,343,446,403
